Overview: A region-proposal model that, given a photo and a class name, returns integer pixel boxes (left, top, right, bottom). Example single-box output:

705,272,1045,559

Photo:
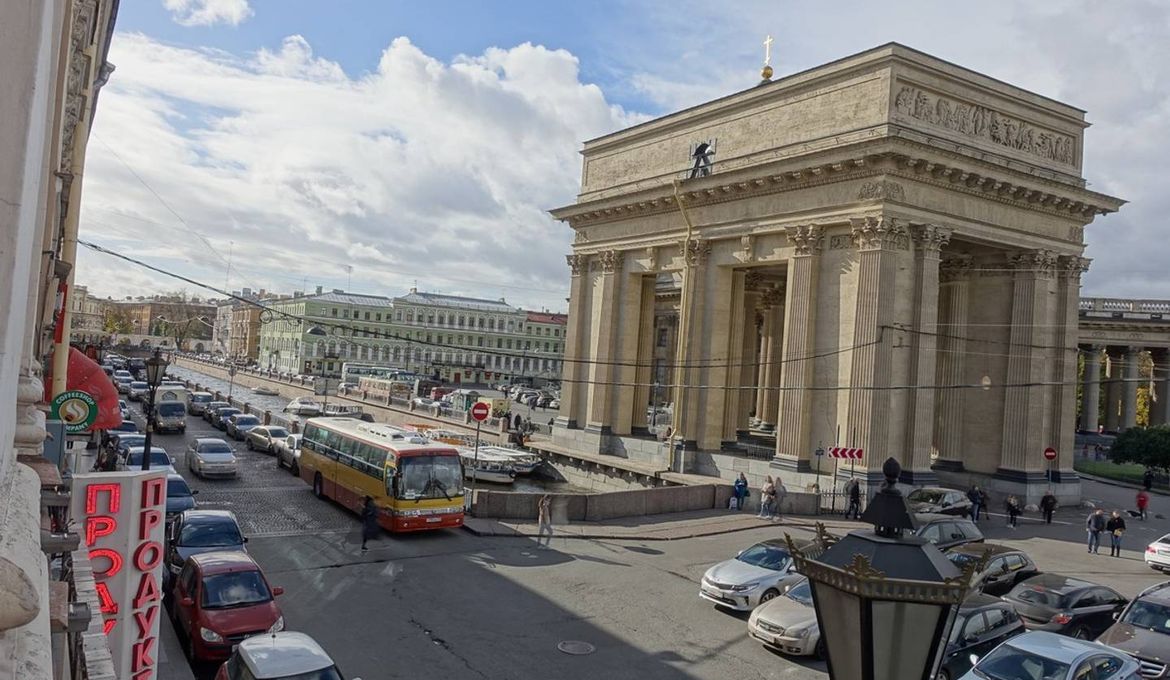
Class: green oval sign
51,390,98,433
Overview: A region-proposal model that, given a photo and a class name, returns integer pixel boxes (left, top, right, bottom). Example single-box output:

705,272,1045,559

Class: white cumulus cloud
163,0,253,27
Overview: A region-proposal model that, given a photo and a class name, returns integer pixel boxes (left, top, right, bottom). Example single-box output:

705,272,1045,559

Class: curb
1077,471,1170,497
460,515,859,542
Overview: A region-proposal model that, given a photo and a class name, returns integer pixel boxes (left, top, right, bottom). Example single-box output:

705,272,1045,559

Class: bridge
1077,297,1170,432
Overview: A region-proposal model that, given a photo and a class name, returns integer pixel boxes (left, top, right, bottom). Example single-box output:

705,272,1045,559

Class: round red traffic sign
1043,447,1057,461
470,402,490,422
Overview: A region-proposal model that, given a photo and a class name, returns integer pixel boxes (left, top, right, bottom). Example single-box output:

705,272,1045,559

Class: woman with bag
1106,511,1127,557
732,473,749,511
757,476,776,519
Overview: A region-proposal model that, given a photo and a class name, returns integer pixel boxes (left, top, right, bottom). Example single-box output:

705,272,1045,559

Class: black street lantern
786,458,978,680
140,349,169,471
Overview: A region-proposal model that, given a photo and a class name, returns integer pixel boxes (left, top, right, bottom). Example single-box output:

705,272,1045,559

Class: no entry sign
470,402,490,422
1043,447,1057,461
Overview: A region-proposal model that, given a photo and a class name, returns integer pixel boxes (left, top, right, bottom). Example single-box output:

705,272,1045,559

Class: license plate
426,517,441,523
702,586,718,598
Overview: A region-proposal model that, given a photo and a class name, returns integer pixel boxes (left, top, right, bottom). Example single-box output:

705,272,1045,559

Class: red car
169,551,284,663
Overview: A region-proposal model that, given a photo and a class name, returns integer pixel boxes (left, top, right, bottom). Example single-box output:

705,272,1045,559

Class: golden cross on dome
763,34,774,67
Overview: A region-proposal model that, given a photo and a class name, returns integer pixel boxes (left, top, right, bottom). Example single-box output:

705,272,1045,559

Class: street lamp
141,348,169,471
786,458,978,680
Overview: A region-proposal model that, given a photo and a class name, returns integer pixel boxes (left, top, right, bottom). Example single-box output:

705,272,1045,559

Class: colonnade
1079,346,1170,432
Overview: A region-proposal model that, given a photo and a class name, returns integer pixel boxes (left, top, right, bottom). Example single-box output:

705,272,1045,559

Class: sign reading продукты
51,389,98,433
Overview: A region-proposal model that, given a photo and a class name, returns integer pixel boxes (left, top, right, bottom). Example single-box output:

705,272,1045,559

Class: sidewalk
157,612,196,680
463,508,865,541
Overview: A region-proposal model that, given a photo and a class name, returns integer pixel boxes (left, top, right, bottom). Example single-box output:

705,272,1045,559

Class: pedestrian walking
537,494,554,548
1137,489,1150,521
1106,511,1127,557
774,479,787,522
757,476,776,519
1040,489,1057,525
1144,469,1155,491
1086,508,1106,554
513,413,523,431
968,485,984,522
846,478,862,520
732,473,749,511
360,496,379,552
1005,495,1021,528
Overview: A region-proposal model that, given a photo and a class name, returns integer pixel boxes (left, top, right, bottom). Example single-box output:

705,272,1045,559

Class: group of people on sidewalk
1085,508,1129,557
731,473,788,520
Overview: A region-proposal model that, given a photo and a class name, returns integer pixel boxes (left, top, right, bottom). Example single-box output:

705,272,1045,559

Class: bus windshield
398,455,463,501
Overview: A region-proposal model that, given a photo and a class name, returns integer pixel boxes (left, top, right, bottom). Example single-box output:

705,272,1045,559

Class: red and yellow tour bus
298,417,464,532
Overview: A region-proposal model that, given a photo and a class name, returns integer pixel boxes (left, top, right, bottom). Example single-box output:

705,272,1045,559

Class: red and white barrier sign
828,447,864,460
70,471,168,680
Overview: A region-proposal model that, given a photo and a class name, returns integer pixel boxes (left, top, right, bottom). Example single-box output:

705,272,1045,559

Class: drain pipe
669,180,696,474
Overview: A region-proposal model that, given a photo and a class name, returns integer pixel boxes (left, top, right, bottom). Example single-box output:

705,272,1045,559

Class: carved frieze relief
939,254,974,282
1007,249,1059,278
857,180,905,202
894,84,1076,166
599,249,623,274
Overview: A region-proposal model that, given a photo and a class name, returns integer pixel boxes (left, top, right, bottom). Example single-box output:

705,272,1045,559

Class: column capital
1007,249,1058,278
849,215,909,251
598,249,623,274
910,223,952,253
1057,255,1091,279
939,254,974,282
785,224,824,256
680,238,711,267
566,253,588,277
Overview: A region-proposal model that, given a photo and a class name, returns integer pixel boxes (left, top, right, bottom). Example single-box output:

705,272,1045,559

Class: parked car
166,474,198,519
412,397,438,409
226,414,262,440
108,433,146,458
699,538,815,611
110,419,139,434
747,576,823,658
1145,533,1170,572
1002,574,1128,640
114,375,134,394
120,446,176,474
215,631,355,680
958,631,1140,680
188,392,214,416
210,407,241,430
187,438,239,479
907,487,972,517
118,399,130,420
128,381,150,401
245,426,288,453
1097,580,1170,678
274,434,302,475
946,543,1039,596
169,551,282,664
913,513,984,551
203,401,230,423
164,510,248,584
937,594,1026,680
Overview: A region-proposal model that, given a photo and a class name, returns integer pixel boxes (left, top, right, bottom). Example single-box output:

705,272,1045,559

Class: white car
114,375,134,394
186,437,239,478
1145,533,1170,571
119,446,176,475
218,631,357,680
747,577,823,658
959,631,1140,680
274,433,302,474
699,538,806,611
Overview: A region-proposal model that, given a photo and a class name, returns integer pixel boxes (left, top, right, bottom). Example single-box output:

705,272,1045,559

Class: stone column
756,286,785,431
1103,349,1122,432
1052,257,1090,479
1079,345,1103,433
998,249,1057,480
630,276,657,435
1121,346,1142,430
721,271,748,444
555,253,589,429
933,255,972,470
673,239,711,449
737,287,761,435
753,307,771,426
844,216,906,474
699,263,736,450
585,250,622,435
902,224,950,483
1152,352,1170,427
613,268,647,437
775,225,823,471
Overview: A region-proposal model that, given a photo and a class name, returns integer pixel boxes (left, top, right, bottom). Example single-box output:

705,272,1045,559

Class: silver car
245,425,289,454
220,632,356,680
274,434,302,475
747,577,823,658
186,438,238,478
699,538,807,611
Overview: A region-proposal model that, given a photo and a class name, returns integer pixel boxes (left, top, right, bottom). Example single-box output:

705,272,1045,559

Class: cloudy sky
78,0,1170,311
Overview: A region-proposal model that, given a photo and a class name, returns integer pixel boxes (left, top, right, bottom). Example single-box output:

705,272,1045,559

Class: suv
1098,580,1170,678
913,513,984,550
946,544,1039,596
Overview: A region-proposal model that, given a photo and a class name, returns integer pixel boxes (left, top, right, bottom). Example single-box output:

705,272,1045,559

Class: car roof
1017,573,1098,594
238,632,334,678
194,437,232,446
960,593,1006,611
910,487,959,494
180,509,237,523
914,512,966,523
950,542,1019,558
189,550,257,574
1135,581,1170,605
165,473,188,483
1000,631,1116,661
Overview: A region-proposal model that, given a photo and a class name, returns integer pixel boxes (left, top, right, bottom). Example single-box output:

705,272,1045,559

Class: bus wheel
313,473,323,498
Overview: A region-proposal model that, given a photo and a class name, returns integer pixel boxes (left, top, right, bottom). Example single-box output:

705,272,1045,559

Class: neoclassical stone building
550,44,1123,502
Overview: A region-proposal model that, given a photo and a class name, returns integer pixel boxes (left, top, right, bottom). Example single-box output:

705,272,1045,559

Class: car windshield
398,455,463,500
973,643,1069,680
736,544,791,571
198,442,233,454
131,382,147,389
157,403,184,416
217,409,240,418
179,520,243,547
266,427,289,438
116,435,146,449
785,580,813,605
200,571,271,609
947,552,981,568
235,416,260,426
192,395,211,403
167,479,191,497
908,489,945,504
1008,584,1067,609
1122,600,1170,634
270,668,343,680
127,450,171,467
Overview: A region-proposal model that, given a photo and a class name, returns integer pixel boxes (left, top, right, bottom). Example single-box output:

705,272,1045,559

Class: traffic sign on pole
470,402,490,422
1043,447,1057,461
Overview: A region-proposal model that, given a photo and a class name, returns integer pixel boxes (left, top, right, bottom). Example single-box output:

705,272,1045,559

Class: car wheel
760,589,779,604
1071,625,1091,640
246,439,253,450
814,637,827,660
290,460,299,476
313,473,323,498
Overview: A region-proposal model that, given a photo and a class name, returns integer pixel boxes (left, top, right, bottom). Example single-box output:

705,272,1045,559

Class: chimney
315,285,323,295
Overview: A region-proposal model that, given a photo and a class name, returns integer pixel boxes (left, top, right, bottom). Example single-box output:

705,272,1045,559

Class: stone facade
551,44,1124,504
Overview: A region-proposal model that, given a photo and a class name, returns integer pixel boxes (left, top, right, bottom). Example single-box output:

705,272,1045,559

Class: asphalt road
132,397,1170,680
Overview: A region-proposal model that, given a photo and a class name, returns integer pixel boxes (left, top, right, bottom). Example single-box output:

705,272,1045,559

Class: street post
469,402,491,514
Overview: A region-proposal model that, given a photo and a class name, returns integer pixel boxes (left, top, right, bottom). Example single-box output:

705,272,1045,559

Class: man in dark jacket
1040,490,1057,524
1106,511,1127,557
968,486,984,522
1086,509,1106,554
360,496,379,552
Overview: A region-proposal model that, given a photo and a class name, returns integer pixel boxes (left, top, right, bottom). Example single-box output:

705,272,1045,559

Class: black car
163,509,247,588
946,543,1039,596
913,513,984,550
907,487,972,517
127,357,146,380
936,594,1026,680
1003,574,1128,640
